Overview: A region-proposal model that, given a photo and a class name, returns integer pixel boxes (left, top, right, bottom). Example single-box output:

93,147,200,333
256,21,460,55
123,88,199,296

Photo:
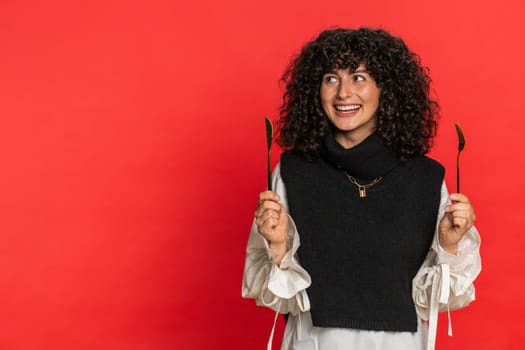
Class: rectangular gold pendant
359,187,366,198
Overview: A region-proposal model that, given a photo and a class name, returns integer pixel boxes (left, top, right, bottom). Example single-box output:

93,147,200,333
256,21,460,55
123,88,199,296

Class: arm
413,181,481,316
241,163,311,315
412,181,481,349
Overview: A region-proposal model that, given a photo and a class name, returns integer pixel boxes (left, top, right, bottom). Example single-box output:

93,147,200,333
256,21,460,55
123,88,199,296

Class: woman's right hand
254,191,289,262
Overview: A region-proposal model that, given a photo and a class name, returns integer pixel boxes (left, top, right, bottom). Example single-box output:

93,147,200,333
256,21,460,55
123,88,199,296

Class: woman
242,28,481,350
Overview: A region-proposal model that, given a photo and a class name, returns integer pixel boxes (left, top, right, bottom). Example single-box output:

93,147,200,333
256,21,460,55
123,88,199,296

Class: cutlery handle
456,153,461,193
265,117,273,191
268,152,272,191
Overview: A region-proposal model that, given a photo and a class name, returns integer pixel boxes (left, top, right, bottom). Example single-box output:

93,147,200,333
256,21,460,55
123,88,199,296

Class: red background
1,0,524,349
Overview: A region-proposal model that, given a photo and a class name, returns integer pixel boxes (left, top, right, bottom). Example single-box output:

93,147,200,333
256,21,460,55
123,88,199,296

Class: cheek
319,89,331,107
319,87,328,101
320,101,330,116
366,87,381,106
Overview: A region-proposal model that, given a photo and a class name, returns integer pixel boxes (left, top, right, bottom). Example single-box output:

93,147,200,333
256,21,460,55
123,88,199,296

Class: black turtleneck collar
319,131,402,180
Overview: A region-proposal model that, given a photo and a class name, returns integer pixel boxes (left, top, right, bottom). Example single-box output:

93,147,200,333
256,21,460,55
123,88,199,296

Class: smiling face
320,64,381,149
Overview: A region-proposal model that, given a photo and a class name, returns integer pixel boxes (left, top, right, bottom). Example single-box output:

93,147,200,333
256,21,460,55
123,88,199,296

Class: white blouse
242,163,481,350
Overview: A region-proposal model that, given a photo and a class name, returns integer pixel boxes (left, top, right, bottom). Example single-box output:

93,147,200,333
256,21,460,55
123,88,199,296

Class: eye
323,75,338,84
353,74,365,82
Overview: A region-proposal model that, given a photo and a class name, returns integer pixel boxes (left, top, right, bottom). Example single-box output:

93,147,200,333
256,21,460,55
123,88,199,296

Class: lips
335,104,361,111
334,104,361,117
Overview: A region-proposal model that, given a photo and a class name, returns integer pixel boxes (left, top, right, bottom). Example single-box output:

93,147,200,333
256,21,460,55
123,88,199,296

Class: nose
337,80,353,99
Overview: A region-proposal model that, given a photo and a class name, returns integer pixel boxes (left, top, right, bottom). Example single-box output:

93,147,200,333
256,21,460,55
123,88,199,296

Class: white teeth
335,105,360,111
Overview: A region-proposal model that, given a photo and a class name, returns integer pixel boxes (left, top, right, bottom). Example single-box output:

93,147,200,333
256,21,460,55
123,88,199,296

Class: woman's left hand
438,193,476,254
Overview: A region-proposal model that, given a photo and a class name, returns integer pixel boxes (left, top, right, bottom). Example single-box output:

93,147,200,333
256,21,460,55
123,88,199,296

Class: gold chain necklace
343,171,382,198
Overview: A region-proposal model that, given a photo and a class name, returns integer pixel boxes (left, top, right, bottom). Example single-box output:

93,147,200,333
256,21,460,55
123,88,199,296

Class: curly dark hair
277,27,439,160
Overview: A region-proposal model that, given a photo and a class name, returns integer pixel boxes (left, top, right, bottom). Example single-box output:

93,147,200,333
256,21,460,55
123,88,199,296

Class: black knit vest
280,148,444,332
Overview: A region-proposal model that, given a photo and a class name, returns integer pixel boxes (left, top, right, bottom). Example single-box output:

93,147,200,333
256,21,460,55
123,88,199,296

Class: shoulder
281,149,303,162
280,150,312,169
405,156,445,182
280,150,322,184
406,155,445,177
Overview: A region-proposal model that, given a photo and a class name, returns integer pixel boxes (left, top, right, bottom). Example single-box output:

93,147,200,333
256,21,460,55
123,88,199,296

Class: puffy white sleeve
412,181,481,349
241,163,311,315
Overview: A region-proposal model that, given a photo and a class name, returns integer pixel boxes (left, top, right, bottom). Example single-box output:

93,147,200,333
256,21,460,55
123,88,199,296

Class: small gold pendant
344,171,382,199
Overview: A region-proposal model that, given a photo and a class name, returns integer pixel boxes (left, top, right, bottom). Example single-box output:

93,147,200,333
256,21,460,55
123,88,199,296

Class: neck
335,134,368,149
334,129,376,149
320,131,401,180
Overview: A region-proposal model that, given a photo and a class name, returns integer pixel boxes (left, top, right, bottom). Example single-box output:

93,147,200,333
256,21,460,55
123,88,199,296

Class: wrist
269,240,287,254
441,242,459,255
269,240,288,266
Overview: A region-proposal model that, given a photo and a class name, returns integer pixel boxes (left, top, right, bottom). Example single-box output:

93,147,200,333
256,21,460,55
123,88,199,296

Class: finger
255,205,283,223
259,200,283,213
258,191,280,205
449,193,470,204
256,193,281,215
259,217,279,235
449,204,475,219
254,200,282,218
453,211,474,227
279,203,288,215
439,212,454,231
452,216,469,230
257,210,280,225
450,209,470,219
445,202,472,213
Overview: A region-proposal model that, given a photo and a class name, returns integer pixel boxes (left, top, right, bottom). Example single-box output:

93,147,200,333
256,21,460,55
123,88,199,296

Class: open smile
335,104,361,111
334,104,361,117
